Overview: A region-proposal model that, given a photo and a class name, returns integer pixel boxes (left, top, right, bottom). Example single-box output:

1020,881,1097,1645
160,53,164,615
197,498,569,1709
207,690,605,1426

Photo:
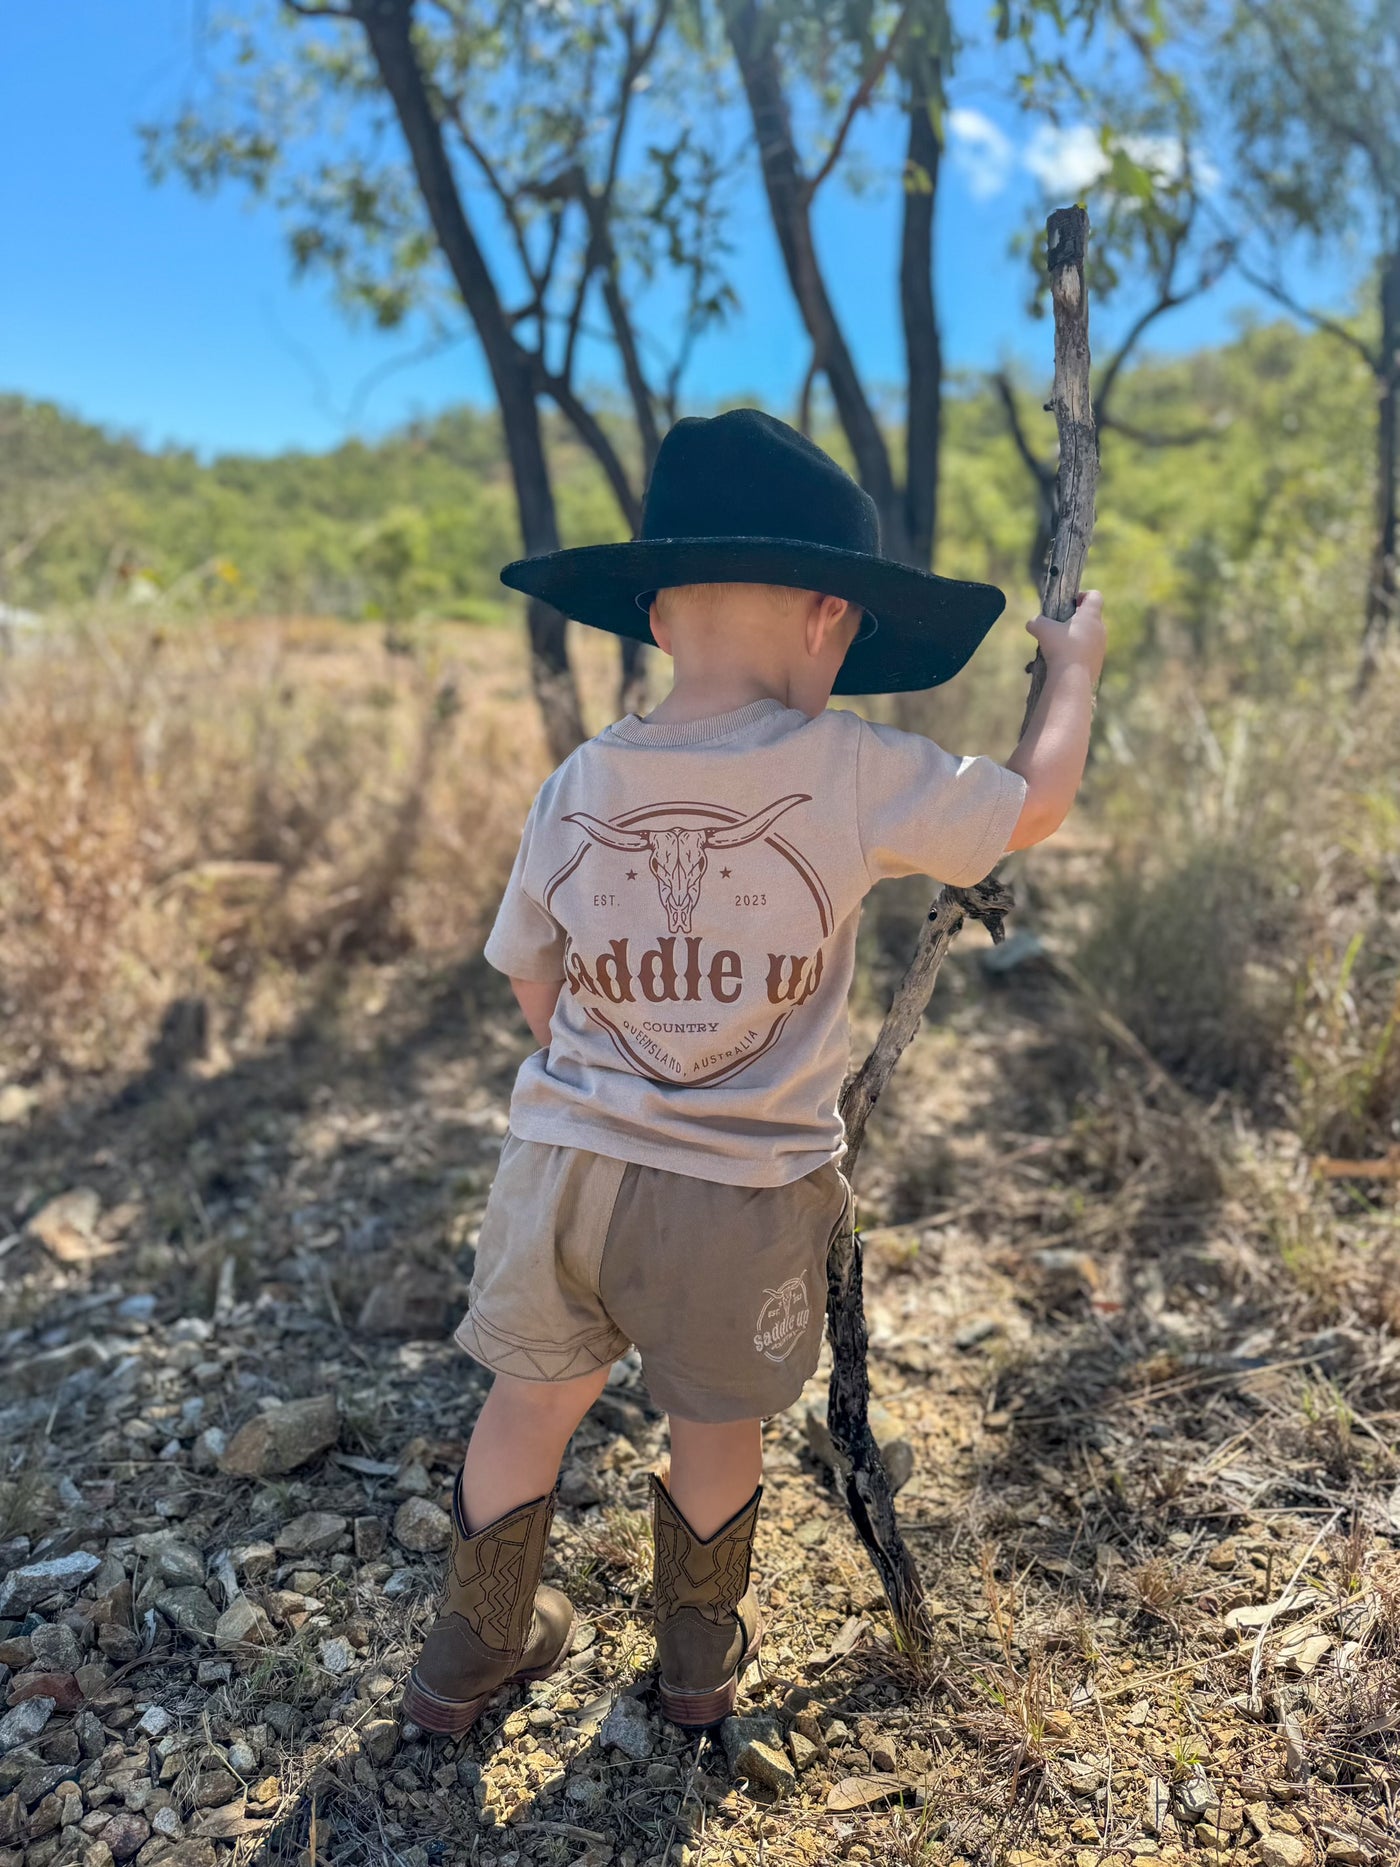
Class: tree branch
993,370,1054,490
804,1,913,202
1098,414,1224,448
1231,251,1380,371
534,364,643,533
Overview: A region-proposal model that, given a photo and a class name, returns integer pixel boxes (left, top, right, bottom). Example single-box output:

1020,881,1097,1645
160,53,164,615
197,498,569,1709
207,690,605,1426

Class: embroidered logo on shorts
753,1274,811,1363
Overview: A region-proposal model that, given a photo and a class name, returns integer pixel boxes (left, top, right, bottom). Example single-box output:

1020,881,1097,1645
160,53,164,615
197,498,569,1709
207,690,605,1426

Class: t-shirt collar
606,696,795,748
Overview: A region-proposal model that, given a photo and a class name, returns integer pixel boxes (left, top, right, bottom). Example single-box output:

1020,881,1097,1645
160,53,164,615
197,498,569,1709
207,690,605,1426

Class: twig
1248,1509,1340,1695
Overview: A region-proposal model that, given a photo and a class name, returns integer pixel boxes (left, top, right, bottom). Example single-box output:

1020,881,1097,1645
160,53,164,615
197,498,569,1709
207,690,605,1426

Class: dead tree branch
825,206,1099,1646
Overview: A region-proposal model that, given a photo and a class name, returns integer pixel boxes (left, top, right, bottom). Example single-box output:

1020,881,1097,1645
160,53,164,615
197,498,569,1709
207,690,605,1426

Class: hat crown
640,408,881,557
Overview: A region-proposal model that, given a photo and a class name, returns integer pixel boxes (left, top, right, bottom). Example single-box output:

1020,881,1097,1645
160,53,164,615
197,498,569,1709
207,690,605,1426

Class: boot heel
402,1671,491,1736
658,1674,740,1728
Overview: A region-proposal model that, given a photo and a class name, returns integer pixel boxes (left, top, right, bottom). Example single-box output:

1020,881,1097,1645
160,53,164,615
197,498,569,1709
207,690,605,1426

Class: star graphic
625,868,638,881
720,867,732,878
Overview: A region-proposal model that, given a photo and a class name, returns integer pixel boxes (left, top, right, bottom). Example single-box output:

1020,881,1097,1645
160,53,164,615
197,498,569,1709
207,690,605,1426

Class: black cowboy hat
499,407,1006,695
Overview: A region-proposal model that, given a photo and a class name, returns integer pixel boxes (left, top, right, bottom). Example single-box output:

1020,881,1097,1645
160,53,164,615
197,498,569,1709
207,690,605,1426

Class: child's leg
650,1413,764,1726
405,1363,611,1735
461,1366,611,1530
667,1413,761,1538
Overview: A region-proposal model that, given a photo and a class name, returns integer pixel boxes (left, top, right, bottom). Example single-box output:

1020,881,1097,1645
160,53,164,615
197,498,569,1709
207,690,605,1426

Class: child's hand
1026,589,1105,682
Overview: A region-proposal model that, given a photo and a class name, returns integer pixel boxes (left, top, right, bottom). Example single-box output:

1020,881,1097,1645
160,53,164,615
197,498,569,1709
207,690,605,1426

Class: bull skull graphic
563,795,808,935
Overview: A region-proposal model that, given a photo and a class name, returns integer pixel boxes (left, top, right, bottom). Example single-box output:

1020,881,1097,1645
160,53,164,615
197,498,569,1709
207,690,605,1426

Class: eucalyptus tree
144,0,736,756
1203,0,1399,684
716,0,1201,588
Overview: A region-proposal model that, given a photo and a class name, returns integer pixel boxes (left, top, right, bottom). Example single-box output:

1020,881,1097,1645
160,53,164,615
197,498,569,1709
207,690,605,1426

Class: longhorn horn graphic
704,793,810,850
561,811,653,852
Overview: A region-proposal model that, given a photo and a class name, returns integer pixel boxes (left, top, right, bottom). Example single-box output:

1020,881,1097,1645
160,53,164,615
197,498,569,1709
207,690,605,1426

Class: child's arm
511,977,563,1048
1004,589,1106,851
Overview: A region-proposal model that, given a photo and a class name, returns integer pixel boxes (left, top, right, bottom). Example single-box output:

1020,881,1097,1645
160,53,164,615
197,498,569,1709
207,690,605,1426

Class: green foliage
0,313,1380,652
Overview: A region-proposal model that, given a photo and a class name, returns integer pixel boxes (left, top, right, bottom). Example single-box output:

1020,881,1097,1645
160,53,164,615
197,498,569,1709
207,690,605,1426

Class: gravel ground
2,944,1398,1867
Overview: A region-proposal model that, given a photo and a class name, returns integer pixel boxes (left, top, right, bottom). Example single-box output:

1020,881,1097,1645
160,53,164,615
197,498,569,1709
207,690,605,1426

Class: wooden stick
824,205,1100,1645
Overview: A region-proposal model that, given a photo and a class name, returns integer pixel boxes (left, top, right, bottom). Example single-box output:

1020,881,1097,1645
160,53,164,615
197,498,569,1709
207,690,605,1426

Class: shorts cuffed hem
644,1351,820,1426
454,1306,627,1383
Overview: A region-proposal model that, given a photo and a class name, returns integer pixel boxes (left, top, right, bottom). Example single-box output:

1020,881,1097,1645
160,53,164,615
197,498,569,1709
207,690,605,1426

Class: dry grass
0,615,626,1078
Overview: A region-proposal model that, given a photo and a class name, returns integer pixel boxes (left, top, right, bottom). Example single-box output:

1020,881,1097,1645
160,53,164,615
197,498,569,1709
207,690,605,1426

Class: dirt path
2,940,1397,1867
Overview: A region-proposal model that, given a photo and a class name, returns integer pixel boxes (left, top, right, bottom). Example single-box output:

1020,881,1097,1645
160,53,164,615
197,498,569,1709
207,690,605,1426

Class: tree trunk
356,0,584,761
899,91,942,571
1358,248,1400,692
722,0,906,558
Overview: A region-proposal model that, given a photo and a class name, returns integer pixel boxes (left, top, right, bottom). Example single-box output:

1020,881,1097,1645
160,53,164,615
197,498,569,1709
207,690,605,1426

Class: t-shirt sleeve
482,796,567,981
855,717,1028,887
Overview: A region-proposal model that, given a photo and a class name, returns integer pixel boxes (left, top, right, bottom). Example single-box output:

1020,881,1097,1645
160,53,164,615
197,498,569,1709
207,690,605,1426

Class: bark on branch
824,206,1100,1645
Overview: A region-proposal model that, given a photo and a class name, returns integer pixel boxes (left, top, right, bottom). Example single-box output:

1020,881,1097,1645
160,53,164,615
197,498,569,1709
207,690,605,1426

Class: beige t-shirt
485,697,1027,1186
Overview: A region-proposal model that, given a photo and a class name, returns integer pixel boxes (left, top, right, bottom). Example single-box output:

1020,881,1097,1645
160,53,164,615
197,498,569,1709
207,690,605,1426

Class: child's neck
644,663,829,726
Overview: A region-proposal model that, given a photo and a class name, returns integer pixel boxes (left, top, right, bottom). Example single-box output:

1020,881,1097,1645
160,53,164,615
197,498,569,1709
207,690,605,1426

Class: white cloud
1024,123,1219,196
947,108,1015,201
1024,124,1110,195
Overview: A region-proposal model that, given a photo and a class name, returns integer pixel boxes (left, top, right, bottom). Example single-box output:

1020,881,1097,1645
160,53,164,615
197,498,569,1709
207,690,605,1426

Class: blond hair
653,583,858,626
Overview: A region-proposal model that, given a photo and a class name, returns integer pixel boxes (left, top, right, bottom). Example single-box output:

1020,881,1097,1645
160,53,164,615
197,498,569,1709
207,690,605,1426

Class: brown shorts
456,1135,852,1424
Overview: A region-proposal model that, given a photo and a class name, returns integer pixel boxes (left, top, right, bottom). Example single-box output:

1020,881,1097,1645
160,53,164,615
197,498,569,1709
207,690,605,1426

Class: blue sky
1,1,1361,460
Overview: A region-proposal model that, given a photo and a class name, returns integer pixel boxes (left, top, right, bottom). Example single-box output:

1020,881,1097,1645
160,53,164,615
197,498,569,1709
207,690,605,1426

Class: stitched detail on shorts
456,1306,623,1381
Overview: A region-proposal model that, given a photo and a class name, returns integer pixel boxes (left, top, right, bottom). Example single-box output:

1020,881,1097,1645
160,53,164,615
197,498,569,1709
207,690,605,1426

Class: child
402,408,1105,1735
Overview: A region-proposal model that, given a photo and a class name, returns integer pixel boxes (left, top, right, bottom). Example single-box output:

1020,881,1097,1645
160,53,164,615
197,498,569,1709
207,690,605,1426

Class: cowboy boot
650,1475,763,1728
401,1483,575,1736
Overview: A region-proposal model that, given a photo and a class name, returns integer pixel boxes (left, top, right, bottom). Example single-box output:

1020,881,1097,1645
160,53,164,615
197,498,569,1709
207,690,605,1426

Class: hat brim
499,538,1006,695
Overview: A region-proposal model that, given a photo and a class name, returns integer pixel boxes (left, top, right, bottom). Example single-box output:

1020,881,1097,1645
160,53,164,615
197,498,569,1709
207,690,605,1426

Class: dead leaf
26,1188,115,1264
826,1774,915,1811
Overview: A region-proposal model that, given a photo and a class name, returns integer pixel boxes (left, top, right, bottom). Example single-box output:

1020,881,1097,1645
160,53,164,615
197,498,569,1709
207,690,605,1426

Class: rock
96,1626,141,1665
218,1396,338,1477
0,1553,101,1616
600,1698,654,1762
788,1730,820,1773
190,1429,227,1471
261,1702,298,1737
155,1589,219,1638
356,1272,454,1339
25,1189,110,1265
732,1737,796,1798
74,1711,103,1760
275,1514,347,1558
0,1084,34,1125
213,1598,274,1651
362,1719,398,1765
192,1770,239,1809
0,1697,54,1751
5,1674,80,1714
352,1518,385,1560
318,1639,352,1676
1175,1777,1219,1823
1256,1838,1310,1867
152,1805,183,1837
558,1464,603,1508
97,1811,149,1861
27,1629,80,1675
393,1460,433,1498
136,1707,172,1739
148,1544,204,1590
195,1662,230,1687
392,1499,451,1555
231,1543,276,1582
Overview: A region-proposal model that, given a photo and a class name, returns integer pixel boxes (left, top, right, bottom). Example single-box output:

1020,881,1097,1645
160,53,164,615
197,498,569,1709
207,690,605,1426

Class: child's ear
648,599,671,654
